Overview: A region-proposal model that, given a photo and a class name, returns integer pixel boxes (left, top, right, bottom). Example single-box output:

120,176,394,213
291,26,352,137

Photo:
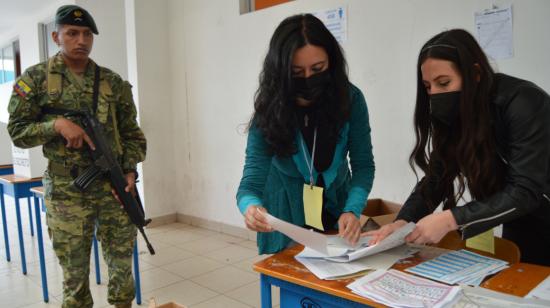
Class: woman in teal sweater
237,14,375,254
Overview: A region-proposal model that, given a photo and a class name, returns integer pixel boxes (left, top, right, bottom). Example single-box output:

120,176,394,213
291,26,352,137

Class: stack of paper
264,211,416,261
295,245,417,280
263,212,418,280
405,249,508,286
450,284,550,308
526,275,550,301
347,269,461,308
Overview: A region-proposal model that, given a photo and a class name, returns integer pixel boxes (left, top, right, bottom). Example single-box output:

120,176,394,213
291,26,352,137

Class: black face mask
292,69,331,102
429,91,461,126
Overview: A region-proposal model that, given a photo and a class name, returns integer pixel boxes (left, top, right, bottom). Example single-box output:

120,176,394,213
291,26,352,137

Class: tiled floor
0,196,280,307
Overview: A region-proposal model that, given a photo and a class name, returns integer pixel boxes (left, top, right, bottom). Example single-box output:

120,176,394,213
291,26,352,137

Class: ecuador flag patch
14,79,32,98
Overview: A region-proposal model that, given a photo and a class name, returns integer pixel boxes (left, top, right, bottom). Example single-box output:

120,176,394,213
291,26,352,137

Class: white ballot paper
295,245,415,280
347,269,461,308
264,212,415,262
451,284,550,308
526,275,550,301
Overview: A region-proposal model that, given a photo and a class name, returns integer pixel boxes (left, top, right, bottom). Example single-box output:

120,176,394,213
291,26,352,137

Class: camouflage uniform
7,53,147,308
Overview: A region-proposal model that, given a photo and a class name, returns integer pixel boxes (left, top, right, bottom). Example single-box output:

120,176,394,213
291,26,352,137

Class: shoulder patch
14,79,32,98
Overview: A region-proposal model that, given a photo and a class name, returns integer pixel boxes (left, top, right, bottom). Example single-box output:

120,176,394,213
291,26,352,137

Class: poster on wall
313,6,347,43
475,5,513,60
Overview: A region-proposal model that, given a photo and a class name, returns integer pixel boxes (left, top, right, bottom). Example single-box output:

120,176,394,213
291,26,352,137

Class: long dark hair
251,14,350,157
410,29,505,210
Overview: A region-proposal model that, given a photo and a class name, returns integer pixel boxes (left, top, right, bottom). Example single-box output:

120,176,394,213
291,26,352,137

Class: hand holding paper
244,206,273,232
263,211,416,262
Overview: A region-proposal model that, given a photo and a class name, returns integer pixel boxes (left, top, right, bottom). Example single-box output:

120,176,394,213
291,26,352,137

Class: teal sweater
236,85,375,254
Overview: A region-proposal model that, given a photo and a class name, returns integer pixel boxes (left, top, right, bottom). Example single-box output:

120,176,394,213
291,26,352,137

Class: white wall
77,0,129,79
0,0,72,124
0,0,71,174
172,0,550,229
125,0,177,218
0,122,12,164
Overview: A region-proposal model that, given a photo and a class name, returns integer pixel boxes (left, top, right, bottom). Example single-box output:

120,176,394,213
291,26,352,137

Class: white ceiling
0,0,59,34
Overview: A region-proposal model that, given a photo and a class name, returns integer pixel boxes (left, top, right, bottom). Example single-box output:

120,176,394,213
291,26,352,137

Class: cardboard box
148,298,187,308
360,199,402,232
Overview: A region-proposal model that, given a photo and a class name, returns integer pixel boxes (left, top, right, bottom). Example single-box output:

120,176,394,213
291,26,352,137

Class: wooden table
0,164,14,176
254,245,550,307
0,175,43,274
482,263,550,297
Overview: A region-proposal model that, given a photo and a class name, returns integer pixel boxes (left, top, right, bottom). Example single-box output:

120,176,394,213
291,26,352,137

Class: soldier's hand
124,172,136,195
111,172,137,207
54,117,96,150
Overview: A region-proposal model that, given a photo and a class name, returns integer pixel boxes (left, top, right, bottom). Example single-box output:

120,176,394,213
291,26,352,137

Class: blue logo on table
300,297,321,308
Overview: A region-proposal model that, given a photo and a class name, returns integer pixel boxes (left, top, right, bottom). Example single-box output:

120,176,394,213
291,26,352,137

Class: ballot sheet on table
405,249,508,286
347,269,461,308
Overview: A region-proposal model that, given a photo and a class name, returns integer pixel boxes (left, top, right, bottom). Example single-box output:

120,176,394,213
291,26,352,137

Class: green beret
55,5,98,34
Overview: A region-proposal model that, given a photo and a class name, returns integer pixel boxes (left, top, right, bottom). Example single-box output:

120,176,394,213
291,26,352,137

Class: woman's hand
338,212,361,246
244,205,273,232
362,219,408,245
405,210,458,244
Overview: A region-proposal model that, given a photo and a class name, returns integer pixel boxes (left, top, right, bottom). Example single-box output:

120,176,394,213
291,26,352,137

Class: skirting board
146,212,257,242
177,213,257,242
145,213,177,228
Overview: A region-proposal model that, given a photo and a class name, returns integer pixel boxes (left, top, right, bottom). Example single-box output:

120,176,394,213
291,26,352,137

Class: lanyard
300,127,318,187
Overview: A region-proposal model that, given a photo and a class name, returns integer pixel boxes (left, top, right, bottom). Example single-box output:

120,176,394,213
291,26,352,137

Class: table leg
133,240,141,305
27,197,34,237
260,274,272,308
14,197,27,274
0,185,10,261
93,231,101,284
34,196,49,302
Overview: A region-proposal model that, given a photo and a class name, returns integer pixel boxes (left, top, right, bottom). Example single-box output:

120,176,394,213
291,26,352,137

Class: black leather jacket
397,74,550,244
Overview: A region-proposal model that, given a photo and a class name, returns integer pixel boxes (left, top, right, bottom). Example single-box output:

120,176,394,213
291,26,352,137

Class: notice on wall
475,5,513,60
313,6,347,43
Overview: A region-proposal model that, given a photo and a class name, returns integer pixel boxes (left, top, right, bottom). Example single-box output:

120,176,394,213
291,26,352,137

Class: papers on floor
347,269,461,308
451,284,550,308
526,274,550,301
405,249,508,286
295,245,417,280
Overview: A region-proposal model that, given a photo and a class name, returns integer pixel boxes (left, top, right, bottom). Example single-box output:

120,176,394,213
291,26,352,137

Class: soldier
7,5,146,308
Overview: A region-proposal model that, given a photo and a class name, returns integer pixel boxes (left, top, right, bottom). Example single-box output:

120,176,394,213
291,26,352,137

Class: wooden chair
436,231,520,264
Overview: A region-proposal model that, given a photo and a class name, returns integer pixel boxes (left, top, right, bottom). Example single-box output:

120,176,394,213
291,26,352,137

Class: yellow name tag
303,184,324,231
466,228,495,254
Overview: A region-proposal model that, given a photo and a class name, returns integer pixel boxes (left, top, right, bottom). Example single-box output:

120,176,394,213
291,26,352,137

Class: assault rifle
43,107,155,255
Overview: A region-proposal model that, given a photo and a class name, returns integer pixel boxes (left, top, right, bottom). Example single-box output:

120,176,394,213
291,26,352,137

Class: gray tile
161,255,225,279
144,280,219,307
206,244,258,264
225,281,280,307
190,295,253,308
191,266,259,293
139,245,195,267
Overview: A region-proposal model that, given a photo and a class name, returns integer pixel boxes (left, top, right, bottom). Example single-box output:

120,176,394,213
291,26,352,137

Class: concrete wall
171,0,550,230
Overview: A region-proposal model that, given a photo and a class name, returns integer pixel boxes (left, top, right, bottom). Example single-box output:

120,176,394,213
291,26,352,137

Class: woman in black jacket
366,29,550,265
